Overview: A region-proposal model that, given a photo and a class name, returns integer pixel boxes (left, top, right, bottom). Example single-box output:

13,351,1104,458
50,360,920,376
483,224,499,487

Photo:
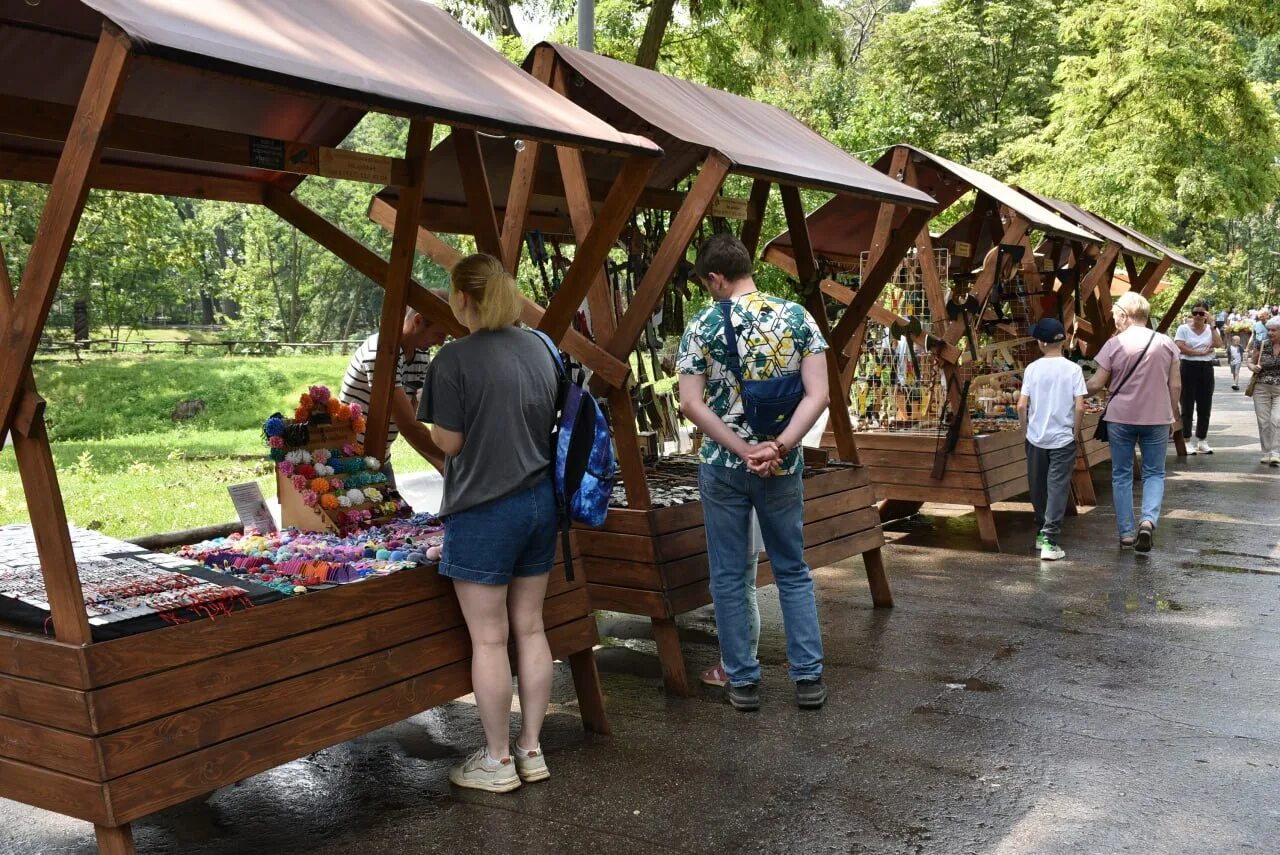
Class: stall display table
578,457,891,695
0,525,605,850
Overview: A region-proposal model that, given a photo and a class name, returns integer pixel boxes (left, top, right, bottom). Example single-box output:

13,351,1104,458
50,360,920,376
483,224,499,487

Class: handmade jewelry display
0,524,267,638
180,512,444,593
265,385,411,534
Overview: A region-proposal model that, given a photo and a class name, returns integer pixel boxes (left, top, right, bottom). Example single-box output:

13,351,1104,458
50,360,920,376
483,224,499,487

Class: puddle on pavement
1100,592,1185,612
1182,559,1280,577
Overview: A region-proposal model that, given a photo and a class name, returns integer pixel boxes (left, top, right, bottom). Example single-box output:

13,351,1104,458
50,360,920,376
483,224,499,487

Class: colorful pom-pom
302,490,319,508
268,435,285,449
269,448,286,462
312,448,331,465
278,461,295,478
291,474,308,492
310,385,331,405
320,494,340,510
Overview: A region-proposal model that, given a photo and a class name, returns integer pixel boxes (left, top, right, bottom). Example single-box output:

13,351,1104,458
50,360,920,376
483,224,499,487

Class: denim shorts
438,477,557,585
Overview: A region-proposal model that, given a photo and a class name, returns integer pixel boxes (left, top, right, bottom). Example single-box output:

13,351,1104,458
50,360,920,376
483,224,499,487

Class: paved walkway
4,367,1278,854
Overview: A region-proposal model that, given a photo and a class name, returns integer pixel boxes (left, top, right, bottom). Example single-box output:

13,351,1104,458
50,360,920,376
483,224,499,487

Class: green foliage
30,353,349,441
1016,0,1280,234
841,0,1064,171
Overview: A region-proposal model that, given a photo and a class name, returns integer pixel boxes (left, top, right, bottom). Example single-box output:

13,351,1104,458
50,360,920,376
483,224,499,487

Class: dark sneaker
727,682,760,712
1134,524,1154,553
795,678,827,710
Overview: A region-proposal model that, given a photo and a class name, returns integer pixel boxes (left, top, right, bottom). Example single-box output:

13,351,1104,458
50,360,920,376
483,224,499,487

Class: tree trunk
636,0,677,69
485,0,520,38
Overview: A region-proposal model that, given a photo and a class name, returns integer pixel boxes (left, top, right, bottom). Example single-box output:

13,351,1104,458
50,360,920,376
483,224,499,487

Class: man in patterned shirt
676,234,831,712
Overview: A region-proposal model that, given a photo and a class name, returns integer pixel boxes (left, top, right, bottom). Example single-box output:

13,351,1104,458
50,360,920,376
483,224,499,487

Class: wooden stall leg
1071,463,1096,508
878,499,924,523
1173,428,1188,459
568,649,611,735
974,504,1001,552
862,547,894,609
650,617,690,696
94,824,135,855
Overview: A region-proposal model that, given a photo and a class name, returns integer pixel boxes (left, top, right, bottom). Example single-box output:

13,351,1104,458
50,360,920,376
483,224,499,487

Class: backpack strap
528,327,575,582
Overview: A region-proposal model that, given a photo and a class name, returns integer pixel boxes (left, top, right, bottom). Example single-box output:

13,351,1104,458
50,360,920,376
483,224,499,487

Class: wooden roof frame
369,45,935,491
0,24,658,656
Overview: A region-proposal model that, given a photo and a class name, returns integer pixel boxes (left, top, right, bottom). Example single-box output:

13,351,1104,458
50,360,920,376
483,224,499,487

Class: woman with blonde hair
1086,292,1181,552
420,253,561,792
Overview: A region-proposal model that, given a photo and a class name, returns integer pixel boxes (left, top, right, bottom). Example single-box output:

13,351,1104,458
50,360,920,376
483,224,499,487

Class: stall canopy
0,0,658,200
767,145,1092,263
1016,188,1160,264
378,41,935,239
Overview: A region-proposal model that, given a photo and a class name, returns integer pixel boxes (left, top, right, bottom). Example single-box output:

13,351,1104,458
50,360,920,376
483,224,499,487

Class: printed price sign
228,482,277,534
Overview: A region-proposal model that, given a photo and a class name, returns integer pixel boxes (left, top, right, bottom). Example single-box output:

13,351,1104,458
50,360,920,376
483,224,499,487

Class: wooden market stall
0,3,663,853
1012,190,1206,462
370,42,939,695
765,146,1105,550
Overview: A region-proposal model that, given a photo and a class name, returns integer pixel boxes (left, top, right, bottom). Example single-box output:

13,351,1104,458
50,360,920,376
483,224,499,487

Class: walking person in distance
1087,292,1181,553
1247,317,1280,467
1174,301,1222,454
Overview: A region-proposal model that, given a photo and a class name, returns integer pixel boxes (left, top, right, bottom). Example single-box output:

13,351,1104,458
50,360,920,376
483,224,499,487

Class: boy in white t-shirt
1017,318,1087,561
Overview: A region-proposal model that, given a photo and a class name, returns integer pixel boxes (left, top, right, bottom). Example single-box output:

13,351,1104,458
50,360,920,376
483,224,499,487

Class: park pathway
3,366,1278,855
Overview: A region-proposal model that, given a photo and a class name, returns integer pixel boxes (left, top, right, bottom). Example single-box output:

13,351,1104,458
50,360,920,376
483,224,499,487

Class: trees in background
2,0,1277,336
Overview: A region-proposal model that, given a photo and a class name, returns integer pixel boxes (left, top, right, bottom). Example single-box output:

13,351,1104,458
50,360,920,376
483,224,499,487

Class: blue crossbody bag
718,299,806,436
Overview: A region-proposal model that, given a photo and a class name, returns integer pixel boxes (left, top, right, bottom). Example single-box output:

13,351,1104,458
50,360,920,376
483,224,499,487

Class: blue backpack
530,330,617,580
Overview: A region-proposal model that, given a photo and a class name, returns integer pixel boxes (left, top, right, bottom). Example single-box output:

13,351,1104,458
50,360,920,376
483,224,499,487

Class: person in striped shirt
340,306,449,470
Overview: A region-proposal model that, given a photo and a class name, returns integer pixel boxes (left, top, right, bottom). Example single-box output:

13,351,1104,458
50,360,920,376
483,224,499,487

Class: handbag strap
1101,330,1156,418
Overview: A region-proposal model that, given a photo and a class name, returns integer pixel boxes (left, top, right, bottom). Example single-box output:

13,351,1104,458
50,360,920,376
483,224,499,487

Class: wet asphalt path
3,366,1278,854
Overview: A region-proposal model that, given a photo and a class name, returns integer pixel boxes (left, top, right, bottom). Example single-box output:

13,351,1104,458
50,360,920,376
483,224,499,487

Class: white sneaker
448,747,521,793
513,744,550,783
1196,440,1213,454
1262,453,1274,465
1036,534,1066,561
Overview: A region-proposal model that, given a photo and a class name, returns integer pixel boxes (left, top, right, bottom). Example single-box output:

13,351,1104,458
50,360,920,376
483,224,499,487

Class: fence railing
36,338,367,359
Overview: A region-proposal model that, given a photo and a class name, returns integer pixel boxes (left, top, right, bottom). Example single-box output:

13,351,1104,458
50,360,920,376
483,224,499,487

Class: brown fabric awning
1016,188,1160,263
539,43,935,206
0,0,657,195
1102,221,1203,273
766,145,1091,264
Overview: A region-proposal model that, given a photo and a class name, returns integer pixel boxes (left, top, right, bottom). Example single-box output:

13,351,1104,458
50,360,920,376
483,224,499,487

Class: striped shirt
339,333,431,449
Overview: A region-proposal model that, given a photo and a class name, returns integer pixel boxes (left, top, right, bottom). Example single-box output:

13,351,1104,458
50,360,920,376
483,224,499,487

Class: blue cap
1030,318,1066,343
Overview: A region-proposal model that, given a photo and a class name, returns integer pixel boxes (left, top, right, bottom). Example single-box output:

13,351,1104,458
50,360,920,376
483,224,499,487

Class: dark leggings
1180,361,1214,440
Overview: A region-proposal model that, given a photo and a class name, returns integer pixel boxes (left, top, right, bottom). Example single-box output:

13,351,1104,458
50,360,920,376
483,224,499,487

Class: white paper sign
228,482,277,534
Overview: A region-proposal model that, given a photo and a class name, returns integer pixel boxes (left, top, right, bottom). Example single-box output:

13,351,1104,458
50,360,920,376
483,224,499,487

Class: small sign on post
228,482,278,534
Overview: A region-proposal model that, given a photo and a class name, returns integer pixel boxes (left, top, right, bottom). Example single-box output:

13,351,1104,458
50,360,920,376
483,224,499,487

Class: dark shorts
438,477,557,586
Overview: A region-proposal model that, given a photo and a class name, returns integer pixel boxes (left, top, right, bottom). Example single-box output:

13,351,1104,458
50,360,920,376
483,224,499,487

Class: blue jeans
1106,422,1169,538
698,465,823,686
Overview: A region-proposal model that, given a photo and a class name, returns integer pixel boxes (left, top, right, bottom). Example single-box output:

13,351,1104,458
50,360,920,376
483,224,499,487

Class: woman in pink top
1086,292,1181,553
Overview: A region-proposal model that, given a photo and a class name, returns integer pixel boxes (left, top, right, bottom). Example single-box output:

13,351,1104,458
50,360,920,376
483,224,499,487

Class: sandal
700,665,729,687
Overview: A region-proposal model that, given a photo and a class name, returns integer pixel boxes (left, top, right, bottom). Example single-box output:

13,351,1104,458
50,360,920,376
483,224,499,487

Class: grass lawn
0,353,438,538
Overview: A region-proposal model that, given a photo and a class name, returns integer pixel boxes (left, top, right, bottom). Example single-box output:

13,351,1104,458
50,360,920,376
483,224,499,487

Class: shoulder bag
1246,346,1264,397
719,299,805,436
1095,330,1156,443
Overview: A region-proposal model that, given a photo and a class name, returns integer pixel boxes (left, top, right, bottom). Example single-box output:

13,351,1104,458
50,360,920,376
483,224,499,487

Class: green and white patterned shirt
676,290,828,474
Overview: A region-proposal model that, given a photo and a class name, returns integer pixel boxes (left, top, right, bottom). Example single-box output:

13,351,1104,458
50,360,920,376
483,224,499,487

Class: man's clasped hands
743,439,786,476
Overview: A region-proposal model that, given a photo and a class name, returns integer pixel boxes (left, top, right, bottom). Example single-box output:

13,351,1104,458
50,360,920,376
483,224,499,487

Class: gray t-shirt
420,327,559,517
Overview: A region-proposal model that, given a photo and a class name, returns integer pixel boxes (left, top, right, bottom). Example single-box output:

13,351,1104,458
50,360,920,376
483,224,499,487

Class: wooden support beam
828,205,935,356
592,153,731,391
607,385,652,510
1157,270,1204,334
1123,253,1141,290
1137,256,1173,299
268,189,466,338
780,184,858,463
1,26,131,455
0,151,267,204
0,93,410,187
499,46,560,272
0,240,92,647
367,197,631,388
363,119,433,462
1076,243,1120,349
557,141,619,341
738,179,772,259
939,216,1031,350
453,129,503,257
866,147,910,270
541,155,657,343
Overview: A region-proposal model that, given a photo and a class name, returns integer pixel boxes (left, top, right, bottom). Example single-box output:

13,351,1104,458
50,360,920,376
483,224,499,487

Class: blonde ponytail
450,253,522,331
